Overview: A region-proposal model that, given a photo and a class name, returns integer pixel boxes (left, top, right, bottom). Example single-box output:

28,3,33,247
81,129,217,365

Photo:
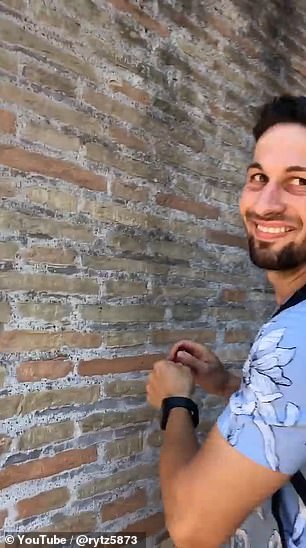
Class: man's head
240,95,306,272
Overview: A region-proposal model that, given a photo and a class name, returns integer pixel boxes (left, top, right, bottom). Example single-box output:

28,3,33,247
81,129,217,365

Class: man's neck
267,268,306,306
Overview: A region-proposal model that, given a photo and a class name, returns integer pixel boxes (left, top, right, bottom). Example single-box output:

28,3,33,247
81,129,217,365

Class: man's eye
291,177,306,186
249,173,266,183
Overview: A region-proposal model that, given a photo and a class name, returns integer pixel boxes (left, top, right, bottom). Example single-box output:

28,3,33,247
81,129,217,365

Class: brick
0,19,97,82
0,365,6,387
19,421,74,450
110,179,149,202
40,511,96,533
224,329,252,344
156,193,219,220
0,178,17,198
0,509,7,529
79,304,164,323
0,330,101,352
22,247,76,266
83,86,145,126
79,353,162,376
146,430,162,448
152,328,216,344
23,63,76,97
208,306,250,321
158,2,210,41
32,4,80,36
105,379,146,396
21,385,100,415
101,489,147,521
123,511,165,536
86,142,165,182
0,447,97,489
83,255,169,276
0,435,12,455
205,12,258,58
17,487,70,520
110,125,149,152
221,289,247,302
150,240,208,263
0,145,107,193
105,434,143,461
172,304,202,321
205,228,248,250
105,331,149,348
152,286,215,300
81,407,155,433
0,272,98,294
78,462,157,498
0,109,16,134
216,346,249,364
23,122,80,152
108,0,169,37
109,80,151,105
105,280,147,297
62,0,111,27
0,210,93,243
17,303,71,322
0,395,22,420
0,302,10,323
0,46,18,74
0,0,26,10
0,242,18,260
0,81,101,135
108,232,147,255
17,359,73,382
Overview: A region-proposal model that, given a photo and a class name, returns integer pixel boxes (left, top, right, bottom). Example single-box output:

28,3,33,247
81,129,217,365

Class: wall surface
0,0,305,545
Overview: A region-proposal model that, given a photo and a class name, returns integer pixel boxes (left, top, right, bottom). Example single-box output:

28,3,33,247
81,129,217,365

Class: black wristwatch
160,396,199,430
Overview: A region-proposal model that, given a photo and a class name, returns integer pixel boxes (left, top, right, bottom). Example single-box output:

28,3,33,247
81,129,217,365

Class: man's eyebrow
285,165,306,172
246,162,263,171
246,163,306,173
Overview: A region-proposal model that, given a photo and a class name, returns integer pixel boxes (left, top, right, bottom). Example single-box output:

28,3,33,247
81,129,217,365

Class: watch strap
160,396,199,430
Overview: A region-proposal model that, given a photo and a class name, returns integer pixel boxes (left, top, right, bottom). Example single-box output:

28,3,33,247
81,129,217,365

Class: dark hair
252,95,306,142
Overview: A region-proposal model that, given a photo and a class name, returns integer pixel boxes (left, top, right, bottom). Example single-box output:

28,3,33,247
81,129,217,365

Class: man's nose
253,181,286,218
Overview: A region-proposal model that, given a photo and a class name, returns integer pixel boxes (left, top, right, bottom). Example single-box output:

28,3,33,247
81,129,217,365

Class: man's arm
160,407,200,535
160,413,289,548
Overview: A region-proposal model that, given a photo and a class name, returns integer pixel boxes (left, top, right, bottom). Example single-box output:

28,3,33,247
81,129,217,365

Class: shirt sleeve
217,319,306,475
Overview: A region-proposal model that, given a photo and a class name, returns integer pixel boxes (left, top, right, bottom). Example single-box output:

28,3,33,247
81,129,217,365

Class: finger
176,350,208,372
168,340,206,361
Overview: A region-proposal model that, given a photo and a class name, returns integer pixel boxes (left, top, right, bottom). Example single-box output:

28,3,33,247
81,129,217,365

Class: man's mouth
253,222,295,240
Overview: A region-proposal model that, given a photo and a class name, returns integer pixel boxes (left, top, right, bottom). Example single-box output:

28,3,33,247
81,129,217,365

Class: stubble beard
247,234,306,271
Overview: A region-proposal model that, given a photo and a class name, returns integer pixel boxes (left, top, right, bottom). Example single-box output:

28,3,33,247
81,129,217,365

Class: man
146,95,306,547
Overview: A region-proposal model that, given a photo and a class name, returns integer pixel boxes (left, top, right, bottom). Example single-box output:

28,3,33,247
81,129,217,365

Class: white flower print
268,530,282,547
230,528,251,548
288,497,306,547
226,326,299,471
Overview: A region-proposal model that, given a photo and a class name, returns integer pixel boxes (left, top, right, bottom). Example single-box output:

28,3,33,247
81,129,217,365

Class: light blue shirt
217,300,306,547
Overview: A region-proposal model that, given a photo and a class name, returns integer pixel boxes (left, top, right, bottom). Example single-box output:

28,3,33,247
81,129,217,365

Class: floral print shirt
217,300,306,547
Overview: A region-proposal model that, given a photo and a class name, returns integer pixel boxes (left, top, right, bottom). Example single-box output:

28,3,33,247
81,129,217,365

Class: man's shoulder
259,299,306,341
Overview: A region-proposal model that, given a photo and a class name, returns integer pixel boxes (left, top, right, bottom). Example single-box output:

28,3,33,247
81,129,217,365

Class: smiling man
146,95,306,547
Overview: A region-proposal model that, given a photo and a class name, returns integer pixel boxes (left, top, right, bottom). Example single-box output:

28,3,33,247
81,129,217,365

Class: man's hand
146,359,195,409
168,339,231,397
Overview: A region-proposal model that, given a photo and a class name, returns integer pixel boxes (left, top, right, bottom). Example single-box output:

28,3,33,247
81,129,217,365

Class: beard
247,235,306,271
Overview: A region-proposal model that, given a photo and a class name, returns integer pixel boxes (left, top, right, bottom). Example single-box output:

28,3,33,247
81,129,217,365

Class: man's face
239,123,306,271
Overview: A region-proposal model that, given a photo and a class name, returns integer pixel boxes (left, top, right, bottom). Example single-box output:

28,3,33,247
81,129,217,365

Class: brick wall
0,0,305,544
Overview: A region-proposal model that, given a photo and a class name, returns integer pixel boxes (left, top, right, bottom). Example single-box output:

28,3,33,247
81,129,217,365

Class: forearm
160,407,200,532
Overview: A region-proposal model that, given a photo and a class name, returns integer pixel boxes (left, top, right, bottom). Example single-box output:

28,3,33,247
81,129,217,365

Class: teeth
257,225,291,234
